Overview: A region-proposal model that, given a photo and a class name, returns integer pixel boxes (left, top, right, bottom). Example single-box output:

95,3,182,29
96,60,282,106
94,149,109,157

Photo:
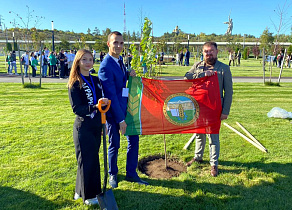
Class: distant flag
125,74,222,135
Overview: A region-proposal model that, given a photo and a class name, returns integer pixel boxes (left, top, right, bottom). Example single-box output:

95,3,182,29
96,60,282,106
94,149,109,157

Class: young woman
67,49,108,205
49,51,57,77
30,53,38,77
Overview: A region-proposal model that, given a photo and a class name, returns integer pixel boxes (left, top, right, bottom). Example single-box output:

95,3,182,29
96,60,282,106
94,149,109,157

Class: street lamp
187,34,190,50
12,31,15,50
51,21,55,51
243,34,246,50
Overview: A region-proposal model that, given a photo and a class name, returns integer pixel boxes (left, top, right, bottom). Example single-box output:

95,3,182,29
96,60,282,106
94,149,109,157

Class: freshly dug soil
138,155,187,179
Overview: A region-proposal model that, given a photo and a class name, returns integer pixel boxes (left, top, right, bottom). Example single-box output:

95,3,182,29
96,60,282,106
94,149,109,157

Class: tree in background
260,28,274,55
59,36,70,50
9,6,44,50
270,0,292,55
92,27,100,36
130,17,156,77
31,28,46,50
252,44,260,59
242,47,249,60
287,45,292,55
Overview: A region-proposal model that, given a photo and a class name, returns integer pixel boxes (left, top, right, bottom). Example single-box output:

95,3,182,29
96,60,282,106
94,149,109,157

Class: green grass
1,55,292,78
158,58,292,78
0,82,292,209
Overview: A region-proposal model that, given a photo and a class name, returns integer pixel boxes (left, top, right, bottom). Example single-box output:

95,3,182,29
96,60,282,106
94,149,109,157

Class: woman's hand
97,98,109,107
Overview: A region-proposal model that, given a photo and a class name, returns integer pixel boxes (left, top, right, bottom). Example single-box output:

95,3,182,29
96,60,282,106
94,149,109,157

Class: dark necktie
118,59,125,75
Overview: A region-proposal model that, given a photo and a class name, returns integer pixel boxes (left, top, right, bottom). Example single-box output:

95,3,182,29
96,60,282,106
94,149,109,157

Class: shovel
96,99,119,210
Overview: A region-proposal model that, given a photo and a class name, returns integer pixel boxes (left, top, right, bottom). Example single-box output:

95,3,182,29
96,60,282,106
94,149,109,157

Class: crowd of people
274,51,292,68
5,48,100,79
228,50,242,66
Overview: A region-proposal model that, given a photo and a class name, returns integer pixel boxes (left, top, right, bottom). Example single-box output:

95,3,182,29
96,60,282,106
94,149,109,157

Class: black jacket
68,75,103,125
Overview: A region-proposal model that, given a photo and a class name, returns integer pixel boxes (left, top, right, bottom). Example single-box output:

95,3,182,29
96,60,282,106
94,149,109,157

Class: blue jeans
7,64,10,73
24,65,28,76
10,63,17,74
42,65,48,77
194,133,220,166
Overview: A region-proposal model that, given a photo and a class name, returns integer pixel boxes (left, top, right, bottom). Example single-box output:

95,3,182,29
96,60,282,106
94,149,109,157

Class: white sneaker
15,73,19,75
74,192,81,200
84,197,99,205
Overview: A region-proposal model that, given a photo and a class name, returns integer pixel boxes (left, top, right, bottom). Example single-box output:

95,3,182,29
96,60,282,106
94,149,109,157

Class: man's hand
129,70,136,77
205,70,215,77
220,114,228,120
119,121,127,135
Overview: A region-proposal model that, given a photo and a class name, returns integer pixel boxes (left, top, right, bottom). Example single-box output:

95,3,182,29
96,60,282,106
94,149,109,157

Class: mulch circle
138,154,187,179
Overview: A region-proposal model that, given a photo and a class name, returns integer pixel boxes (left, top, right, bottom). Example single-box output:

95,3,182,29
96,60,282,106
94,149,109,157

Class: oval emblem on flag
163,93,200,126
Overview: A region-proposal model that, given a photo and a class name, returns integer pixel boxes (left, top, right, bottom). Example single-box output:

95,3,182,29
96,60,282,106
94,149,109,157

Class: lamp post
243,34,246,50
51,21,55,52
12,31,15,50
187,34,190,50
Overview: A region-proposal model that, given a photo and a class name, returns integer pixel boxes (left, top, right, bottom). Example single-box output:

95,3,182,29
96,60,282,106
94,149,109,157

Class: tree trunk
262,48,265,84
278,49,286,84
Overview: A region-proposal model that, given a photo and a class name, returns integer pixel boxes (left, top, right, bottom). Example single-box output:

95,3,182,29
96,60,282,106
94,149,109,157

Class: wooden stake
236,122,268,152
183,133,196,150
163,134,167,169
223,123,267,153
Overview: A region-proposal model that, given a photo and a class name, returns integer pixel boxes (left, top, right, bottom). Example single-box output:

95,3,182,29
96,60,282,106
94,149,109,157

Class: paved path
1,74,292,83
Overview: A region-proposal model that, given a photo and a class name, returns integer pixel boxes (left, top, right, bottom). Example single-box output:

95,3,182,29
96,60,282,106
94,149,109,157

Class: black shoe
109,175,118,188
125,175,149,186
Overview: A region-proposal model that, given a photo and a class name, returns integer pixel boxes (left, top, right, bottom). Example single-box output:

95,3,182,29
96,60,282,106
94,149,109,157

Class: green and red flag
125,73,222,135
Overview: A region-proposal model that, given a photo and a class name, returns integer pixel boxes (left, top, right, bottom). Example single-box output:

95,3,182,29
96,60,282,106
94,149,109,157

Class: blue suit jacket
98,54,129,123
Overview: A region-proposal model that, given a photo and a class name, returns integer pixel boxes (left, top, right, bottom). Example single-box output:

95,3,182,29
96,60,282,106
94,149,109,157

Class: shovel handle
97,99,111,124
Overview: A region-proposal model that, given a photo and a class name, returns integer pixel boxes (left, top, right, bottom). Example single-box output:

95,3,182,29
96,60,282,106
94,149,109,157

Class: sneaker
74,192,81,200
109,174,118,188
15,73,19,75
84,197,99,205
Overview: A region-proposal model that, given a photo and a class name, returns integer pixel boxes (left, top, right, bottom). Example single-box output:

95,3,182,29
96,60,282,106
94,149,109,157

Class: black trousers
49,65,57,77
31,66,36,77
59,64,65,78
73,116,102,200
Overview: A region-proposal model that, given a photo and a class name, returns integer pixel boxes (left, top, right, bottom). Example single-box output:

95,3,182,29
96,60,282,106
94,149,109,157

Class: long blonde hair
67,49,93,89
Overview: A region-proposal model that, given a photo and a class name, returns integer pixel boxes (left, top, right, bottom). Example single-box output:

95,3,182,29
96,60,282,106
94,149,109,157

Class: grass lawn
1,55,292,78
157,57,292,78
0,82,291,210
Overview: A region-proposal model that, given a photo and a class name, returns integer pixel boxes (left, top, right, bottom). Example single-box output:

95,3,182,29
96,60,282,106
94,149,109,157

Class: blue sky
1,0,291,38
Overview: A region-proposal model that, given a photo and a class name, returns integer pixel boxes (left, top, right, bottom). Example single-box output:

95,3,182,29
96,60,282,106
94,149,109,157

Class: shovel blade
97,189,118,210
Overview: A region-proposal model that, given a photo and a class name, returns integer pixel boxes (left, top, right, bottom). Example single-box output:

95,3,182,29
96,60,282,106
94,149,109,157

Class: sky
0,0,292,38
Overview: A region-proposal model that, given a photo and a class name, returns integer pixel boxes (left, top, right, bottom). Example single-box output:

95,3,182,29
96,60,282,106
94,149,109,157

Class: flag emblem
163,93,200,126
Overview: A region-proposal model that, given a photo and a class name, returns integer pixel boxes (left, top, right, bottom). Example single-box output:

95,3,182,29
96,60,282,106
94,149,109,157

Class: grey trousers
194,133,220,166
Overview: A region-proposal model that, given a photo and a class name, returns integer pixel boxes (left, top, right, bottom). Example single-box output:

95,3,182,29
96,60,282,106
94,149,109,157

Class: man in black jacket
57,49,66,79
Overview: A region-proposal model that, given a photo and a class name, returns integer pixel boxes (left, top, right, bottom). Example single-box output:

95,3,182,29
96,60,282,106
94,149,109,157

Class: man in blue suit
98,31,148,188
